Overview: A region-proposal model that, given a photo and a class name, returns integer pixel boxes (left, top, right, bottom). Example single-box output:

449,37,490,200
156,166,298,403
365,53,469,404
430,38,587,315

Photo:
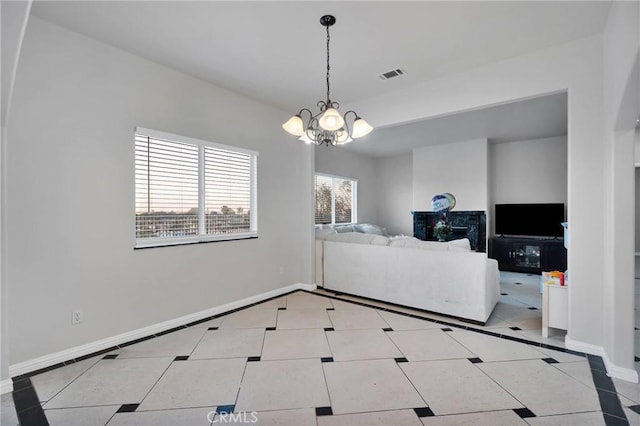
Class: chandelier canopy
282,15,373,146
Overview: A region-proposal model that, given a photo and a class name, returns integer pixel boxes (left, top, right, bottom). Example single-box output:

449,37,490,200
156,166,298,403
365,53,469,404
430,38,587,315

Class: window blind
315,174,333,224
334,177,353,224
135,128,258,247
315,174,356,225
204,146,254,235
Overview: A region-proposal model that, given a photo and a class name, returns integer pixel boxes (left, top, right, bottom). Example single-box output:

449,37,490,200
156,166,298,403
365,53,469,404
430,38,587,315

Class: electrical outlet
72,310,83,325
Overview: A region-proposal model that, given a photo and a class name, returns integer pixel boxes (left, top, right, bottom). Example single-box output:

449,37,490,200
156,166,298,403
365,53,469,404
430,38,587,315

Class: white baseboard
565,335,639,383
9,283,316,378
603,352,639,383
564,335,605,357
1,379,13,395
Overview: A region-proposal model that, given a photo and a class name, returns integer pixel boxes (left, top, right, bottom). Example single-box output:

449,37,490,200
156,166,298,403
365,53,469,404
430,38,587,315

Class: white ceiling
351,91,568,157
30,1,610,156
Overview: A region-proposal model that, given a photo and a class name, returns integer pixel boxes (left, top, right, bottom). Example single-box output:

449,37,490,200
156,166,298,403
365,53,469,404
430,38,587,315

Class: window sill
135,233,258,249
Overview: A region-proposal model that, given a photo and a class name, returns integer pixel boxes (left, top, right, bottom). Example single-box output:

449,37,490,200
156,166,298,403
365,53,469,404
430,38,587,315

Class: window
315,174,357,225
135,127,258,248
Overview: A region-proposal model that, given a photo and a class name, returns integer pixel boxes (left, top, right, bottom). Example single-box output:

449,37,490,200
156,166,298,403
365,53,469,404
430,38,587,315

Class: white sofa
317,231,500,324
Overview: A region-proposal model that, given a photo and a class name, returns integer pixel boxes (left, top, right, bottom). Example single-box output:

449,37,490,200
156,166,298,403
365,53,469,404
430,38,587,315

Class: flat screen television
495,203,565,238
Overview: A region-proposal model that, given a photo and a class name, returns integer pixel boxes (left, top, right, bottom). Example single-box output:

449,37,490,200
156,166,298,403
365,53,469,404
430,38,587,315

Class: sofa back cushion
421,241,451,251
448,238,472,252
389,236,449,251
325,232,389,246
389,236,472,252
315,227,338,240
353,223,388,236
334,225,355,233
388,236,422,248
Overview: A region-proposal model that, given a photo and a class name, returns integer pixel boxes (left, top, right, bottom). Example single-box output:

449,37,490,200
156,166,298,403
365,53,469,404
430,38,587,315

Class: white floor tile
1,393,19,426
235,359,330,412
44,357,173,409
400,359,523,415
190,316,224,328
106,407,215,426
117,328,207,358
478,359,601,416
515,328,566,347
276,309,332,330
261,329,331,360
480,315,513,329
612,376,640,405
536,347,586,363
286,293,333,309
255,297,287,309
476,327,525,338
624,407,640,426
31,356,102,402
551,361,594,389
45,405,120,426
220,308,277,329
243,408,317,425
326,329,403,361
329,298,371,310
387,330,475,362
511,318,544,331
189,329,265,359
492,304,540,322
323,359,425,415
524,411,606,425
138,358,246,411
377,311,442,330
328,309,390,330
318,409,423,425
447,330,545,362
420,409,528,425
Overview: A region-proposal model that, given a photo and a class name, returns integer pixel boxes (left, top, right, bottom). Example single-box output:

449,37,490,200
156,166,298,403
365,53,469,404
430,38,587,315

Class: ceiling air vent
378,68,407,81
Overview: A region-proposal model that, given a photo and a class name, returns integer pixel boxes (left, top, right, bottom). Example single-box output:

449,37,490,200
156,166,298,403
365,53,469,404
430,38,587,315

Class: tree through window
315,174,357,225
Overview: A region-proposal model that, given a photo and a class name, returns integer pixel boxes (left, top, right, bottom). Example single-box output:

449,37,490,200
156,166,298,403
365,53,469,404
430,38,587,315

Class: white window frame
315,173,358,225
135,127,258,248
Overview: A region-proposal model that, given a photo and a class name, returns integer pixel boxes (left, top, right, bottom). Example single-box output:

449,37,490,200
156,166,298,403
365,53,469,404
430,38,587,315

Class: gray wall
374,154,413,236
489,136,568,235
4,17,314,367
413,139,489,212
636,167,640,251
325,136,567,239
315,146,378,225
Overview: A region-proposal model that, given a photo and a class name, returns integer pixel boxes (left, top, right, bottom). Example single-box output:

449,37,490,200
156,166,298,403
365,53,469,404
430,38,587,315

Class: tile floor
4,277,640,425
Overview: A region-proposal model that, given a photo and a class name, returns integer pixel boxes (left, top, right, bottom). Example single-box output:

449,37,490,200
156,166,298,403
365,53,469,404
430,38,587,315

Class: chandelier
282,15,373,146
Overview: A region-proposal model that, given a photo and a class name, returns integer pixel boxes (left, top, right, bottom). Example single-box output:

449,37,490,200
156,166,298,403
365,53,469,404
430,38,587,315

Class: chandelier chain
281,15,373,146
326,25,331,103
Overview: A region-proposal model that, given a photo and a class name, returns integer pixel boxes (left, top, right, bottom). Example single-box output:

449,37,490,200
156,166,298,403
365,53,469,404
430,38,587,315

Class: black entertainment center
489,203,567,274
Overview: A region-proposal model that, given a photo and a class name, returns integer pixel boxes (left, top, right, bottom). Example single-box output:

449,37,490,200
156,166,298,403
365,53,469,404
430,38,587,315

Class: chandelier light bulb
336,130,352,144
282,115,304,136
318,108,345,131
351,117,374,139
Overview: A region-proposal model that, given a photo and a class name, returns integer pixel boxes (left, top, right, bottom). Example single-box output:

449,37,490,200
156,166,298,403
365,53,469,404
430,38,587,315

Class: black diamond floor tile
414,407,435,417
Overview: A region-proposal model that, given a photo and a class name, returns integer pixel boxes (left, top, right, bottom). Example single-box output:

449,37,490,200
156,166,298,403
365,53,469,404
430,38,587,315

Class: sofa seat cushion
324,232,389,246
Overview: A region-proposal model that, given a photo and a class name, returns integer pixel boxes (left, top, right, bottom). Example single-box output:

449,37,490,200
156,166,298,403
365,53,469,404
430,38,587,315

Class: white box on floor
542,284,568,338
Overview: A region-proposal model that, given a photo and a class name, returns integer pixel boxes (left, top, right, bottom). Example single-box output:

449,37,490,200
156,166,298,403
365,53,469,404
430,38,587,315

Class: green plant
433,214,452,240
